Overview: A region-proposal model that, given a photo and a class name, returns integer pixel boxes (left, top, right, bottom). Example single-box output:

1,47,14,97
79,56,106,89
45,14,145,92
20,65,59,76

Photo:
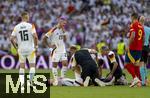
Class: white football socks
52,67,58,81
61,66,67,78
19,68,25,86
29,67,35,82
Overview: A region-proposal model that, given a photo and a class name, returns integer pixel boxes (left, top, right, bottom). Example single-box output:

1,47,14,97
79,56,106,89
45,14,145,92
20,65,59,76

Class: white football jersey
45,26,67,53
108,51,117,63
11,22,36,54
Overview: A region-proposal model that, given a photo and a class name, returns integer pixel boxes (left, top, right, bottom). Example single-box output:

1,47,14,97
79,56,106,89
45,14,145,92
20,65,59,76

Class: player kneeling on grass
98,46,128,85
69,46,115,87
10,12,38,91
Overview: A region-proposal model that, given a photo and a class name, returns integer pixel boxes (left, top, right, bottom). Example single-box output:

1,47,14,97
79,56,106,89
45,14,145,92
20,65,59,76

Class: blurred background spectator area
0,0,150,55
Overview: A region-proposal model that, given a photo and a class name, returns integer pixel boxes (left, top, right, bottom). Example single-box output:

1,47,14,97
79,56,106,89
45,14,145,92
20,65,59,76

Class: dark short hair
101,46,109,51
131,12,138,19
70,45,77,50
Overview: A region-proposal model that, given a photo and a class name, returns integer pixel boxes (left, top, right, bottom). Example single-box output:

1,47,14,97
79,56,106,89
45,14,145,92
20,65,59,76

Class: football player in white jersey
10,12,38,91
43,16,68,85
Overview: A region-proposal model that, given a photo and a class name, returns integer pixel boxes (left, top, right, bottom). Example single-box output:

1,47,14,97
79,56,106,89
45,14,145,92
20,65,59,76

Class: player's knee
53,62,58,68
20,63,25,68
62,61,68,66
30,63,35,67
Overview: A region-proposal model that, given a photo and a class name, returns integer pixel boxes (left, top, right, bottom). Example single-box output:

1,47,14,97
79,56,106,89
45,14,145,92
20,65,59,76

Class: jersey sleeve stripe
45,27,56,37
47,27,57,35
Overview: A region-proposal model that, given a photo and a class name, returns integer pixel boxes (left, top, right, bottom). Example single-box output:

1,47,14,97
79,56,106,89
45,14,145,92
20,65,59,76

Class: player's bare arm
106,62,118,80
31,24,38,52
127,32,135,49
43,35,49,47
107,52,118,79
42,35,56,49
110,62,118,75
33,33,38,52
43,27,57,49
70,56,77,71
10,36,18,50
129,32,135,45
69,56,82,80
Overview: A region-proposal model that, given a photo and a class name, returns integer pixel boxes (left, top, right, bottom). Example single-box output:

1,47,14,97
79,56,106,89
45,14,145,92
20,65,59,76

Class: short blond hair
139,16,145,24
21,11,29,20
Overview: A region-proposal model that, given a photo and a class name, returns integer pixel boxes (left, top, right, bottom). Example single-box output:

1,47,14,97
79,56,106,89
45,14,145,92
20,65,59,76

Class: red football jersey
129,20,144,50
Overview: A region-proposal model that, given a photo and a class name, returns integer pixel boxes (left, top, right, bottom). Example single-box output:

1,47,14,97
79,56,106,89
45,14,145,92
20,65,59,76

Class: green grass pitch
50,69,150,98
0,69,150,98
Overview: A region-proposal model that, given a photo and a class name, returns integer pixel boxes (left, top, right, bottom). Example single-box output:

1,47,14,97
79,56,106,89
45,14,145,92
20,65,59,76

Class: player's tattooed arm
74,65,81,75
10,36,18,50
43,27,57,48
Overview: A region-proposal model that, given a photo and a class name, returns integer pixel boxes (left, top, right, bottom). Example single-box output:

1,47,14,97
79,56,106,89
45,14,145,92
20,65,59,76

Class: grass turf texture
51,86,150,98
0,69,150,98
50,69,150,98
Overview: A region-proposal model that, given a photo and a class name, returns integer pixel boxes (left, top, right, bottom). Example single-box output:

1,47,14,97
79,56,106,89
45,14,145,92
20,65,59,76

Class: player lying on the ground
46,77,83,86
69,46,115,87
98,46,128,85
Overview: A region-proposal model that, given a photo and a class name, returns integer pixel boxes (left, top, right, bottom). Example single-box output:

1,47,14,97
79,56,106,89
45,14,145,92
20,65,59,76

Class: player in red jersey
125,13,145,87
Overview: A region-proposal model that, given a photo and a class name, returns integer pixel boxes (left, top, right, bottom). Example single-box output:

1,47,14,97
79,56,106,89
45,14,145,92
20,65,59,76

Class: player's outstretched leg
95,78,106,87
104,77,115,86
